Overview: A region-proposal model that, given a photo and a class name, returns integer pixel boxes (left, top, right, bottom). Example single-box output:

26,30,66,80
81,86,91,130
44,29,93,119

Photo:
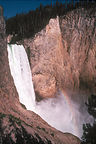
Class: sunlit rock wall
23,8,96,99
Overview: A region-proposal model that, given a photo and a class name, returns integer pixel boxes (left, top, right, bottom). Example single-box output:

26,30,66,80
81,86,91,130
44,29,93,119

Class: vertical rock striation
0,7,81,144
0,7,19,113
60,8,96,93
24,16,64,99
23,7,96,99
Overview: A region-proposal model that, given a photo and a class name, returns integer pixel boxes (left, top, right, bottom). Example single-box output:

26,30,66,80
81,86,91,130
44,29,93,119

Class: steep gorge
22,8,96,100
1,4,96,144
0,7,81,144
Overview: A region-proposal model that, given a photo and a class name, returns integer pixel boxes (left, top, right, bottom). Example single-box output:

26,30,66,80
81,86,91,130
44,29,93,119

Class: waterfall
7,44,35,110
7,44,93,138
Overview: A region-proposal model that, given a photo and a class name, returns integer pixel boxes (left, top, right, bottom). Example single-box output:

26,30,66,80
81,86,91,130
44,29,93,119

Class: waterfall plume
7,44,93,138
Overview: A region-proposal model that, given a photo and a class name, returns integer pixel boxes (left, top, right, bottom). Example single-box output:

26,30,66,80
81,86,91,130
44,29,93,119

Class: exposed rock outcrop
0,112,81,144
23,7,96,99
0,6,81,144
60,8,96,93
23,16,64,99
0,8,19,113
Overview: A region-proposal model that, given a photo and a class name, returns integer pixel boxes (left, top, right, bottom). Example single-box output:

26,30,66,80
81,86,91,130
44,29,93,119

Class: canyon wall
0,10,19,113
0,7,81,143
60,8,96,94
23,7,96,99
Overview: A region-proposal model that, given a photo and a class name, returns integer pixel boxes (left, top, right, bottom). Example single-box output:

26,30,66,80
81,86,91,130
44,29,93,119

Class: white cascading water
7,44,35,110
7,44,93,138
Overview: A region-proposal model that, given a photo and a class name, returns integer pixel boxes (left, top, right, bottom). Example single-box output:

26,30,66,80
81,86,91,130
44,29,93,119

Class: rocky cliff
0,8,19,114
23,7,96,100
0,6,81,144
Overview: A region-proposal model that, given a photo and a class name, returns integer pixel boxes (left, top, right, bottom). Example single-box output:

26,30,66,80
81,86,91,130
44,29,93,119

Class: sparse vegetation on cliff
82,94,96,144
0,113,52,144
0,6,82,144
6,0,96,43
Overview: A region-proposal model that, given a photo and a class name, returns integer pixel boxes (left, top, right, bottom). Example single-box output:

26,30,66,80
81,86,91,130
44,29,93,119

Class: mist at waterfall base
7,44,93,138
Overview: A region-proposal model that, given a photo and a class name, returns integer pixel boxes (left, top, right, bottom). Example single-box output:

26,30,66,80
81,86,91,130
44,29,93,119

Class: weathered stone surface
23,17,65,99
0,6,81,144
60,8,96,93
0,11,19,113
23,8,96,99
0,113,81,144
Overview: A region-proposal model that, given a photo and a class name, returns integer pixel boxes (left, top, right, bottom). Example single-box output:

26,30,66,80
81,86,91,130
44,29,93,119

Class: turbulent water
7,44,93,138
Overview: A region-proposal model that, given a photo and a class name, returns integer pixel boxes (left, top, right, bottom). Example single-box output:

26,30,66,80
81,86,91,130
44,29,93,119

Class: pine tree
81,94,96,144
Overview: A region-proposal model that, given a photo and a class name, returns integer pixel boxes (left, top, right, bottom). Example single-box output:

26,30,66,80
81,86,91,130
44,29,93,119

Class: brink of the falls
7,44,93,139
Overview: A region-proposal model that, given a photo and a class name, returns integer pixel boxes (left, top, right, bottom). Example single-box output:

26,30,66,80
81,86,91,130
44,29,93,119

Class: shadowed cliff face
0,16,19,113
23,8,96,99
0,8,81,144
